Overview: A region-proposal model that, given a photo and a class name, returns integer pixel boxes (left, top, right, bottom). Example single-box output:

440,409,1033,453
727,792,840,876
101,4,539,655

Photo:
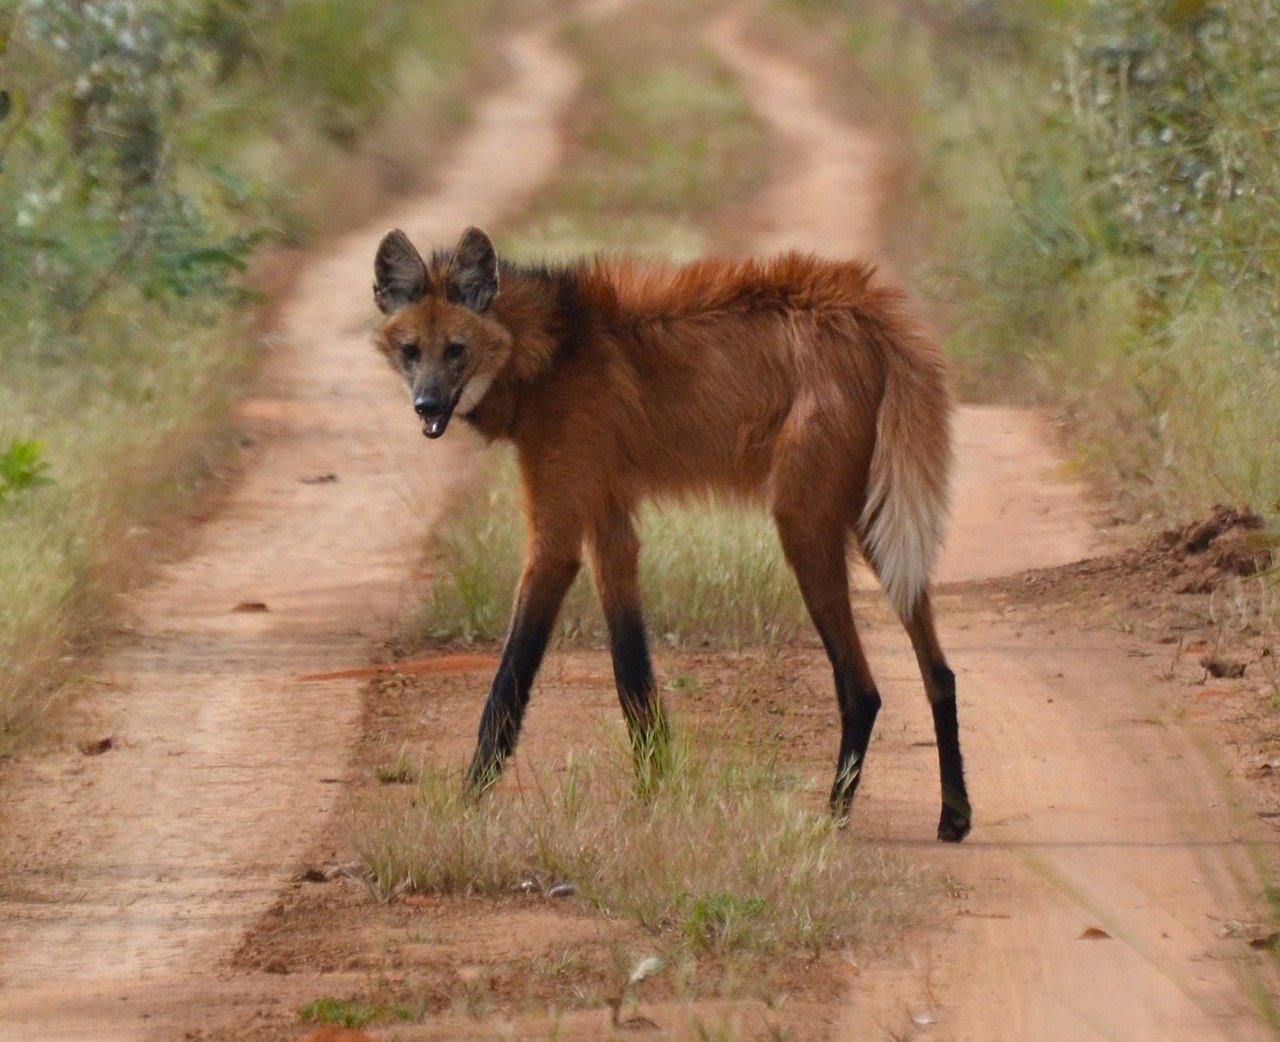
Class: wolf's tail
858,325,953,620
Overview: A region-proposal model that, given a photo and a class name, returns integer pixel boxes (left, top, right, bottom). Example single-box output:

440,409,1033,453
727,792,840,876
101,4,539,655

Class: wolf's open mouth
418,393,459,439
420,411,452,438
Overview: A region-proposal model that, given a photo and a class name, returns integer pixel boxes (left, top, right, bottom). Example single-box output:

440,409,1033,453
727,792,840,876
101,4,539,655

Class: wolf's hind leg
775,510,881,824
901,592,971,842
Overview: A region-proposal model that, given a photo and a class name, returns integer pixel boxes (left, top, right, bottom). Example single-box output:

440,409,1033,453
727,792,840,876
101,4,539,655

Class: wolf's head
372,226,512,439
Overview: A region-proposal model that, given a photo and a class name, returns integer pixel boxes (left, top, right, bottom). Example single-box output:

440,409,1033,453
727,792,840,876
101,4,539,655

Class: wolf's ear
374,229,428,314
446,226,499,314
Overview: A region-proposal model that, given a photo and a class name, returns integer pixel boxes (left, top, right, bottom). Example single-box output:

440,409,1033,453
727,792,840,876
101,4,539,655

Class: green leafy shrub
0,439,54,506
3,2,261,318
0,0,490,750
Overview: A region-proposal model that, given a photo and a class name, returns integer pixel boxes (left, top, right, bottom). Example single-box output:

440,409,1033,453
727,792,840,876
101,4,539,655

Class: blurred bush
834,0,1280,524
0,0,452,328
0,0,482,750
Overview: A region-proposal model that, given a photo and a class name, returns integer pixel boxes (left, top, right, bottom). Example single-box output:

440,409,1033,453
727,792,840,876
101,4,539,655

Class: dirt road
711,12,1279,1041
0,5,1275,1042
0,26,576,1042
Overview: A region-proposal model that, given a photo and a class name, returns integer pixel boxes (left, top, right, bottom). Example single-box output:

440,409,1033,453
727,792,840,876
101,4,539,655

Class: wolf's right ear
373,229,429,314
446,227,499,314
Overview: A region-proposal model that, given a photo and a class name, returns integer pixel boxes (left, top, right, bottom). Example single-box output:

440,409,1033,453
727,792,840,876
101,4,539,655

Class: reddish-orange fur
372,228,970,840
382,251,945,553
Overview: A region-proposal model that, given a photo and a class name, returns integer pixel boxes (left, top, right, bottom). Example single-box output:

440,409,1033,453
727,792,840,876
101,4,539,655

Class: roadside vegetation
360,730,927,1002
0,0,492,755
407,0,812,649
765,0,1279,549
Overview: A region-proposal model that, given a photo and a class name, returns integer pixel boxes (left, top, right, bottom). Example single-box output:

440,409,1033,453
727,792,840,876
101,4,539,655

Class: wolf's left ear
374,229,428,314
447,227,499,314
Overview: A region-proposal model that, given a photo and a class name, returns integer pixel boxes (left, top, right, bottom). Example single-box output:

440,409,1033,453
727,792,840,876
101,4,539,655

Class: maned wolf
372,226,970,841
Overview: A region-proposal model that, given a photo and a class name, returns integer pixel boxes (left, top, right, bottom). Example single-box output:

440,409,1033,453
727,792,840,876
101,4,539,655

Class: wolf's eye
399,342,420,366
445,340,466,363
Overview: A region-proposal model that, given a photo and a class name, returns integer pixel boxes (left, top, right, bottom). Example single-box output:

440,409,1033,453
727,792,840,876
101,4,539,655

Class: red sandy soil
1,5,1276,1042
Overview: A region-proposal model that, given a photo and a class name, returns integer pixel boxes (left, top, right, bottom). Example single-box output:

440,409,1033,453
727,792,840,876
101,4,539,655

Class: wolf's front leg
466,549,581,794
587,509,670,793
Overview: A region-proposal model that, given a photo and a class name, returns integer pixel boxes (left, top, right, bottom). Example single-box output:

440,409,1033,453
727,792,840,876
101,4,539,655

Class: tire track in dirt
0,26,576,1042
710,10,1279,1042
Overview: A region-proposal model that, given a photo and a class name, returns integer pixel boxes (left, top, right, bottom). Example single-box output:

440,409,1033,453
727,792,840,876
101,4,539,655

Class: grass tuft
374,742,422,786
359,734,928,960
299,997,414,1028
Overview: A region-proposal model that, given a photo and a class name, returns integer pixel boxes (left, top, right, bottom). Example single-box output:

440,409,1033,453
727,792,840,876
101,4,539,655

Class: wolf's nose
414,390,444,417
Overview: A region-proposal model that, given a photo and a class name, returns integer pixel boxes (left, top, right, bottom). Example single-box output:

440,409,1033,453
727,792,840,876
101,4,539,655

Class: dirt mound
993,505,1274,691
1166,505,1271,584
1015,505,1273,606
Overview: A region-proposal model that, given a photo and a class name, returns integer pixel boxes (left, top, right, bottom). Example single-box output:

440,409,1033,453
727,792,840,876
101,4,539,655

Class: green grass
374,741,423,785
0,0,495,754
299,997,415,1028
410,458,810,649
359,734,929,963
0,303,253,753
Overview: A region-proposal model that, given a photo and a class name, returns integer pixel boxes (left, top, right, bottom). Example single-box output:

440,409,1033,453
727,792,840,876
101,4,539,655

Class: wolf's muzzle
414,388,457,439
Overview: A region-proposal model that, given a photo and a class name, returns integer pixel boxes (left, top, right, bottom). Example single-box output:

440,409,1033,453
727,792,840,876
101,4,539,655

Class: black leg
466,553,580,794
588,510,669,789
776,516,880,825
903,596,971,842
608,606,666,745
828,666,882,823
